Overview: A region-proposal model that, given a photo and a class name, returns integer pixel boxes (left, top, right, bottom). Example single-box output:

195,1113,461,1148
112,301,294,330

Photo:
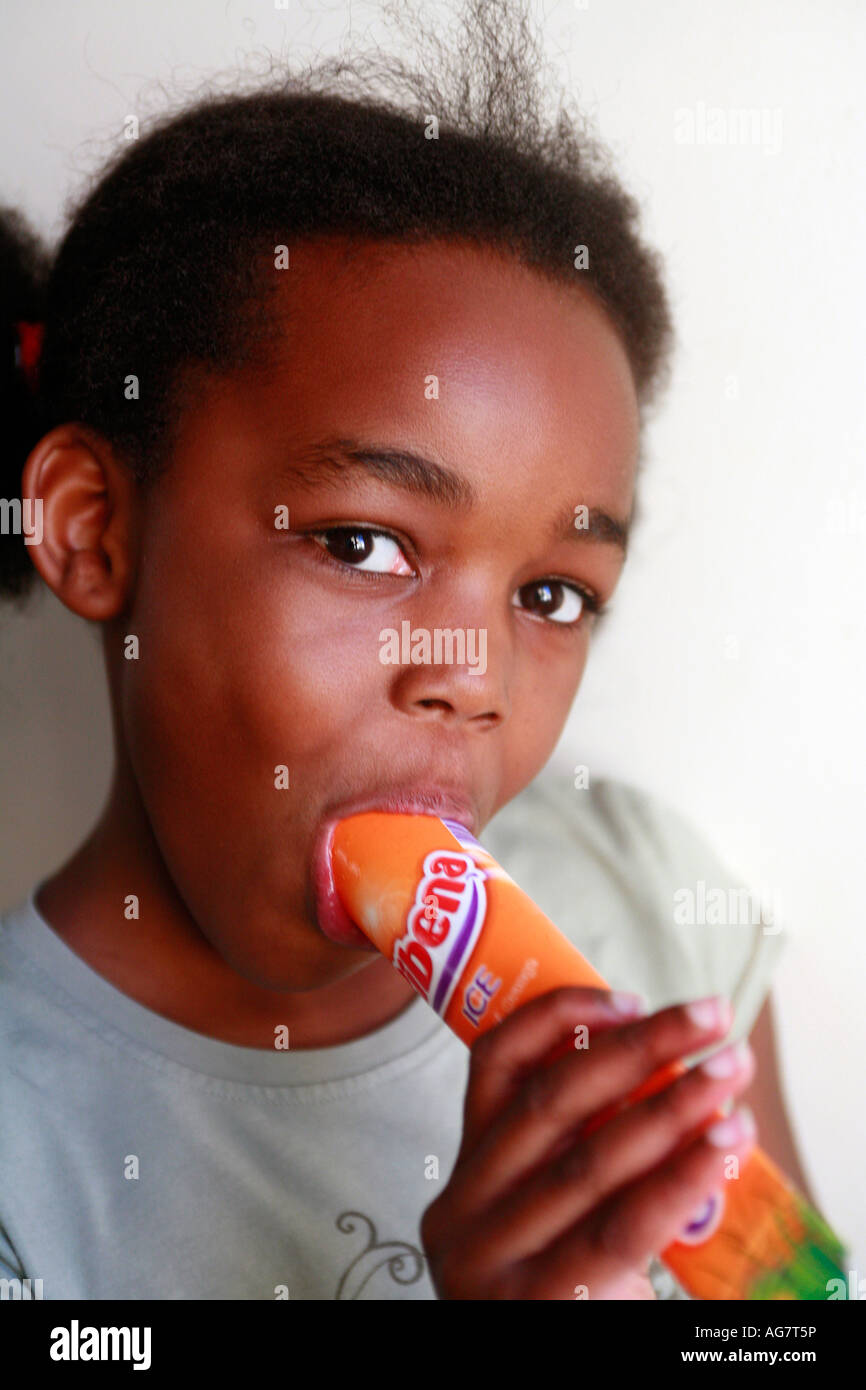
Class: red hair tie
14,320,45,391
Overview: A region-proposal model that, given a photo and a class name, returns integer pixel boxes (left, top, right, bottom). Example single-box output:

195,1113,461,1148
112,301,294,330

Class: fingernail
705,1105,756,1147
699,1040,752,1079
610,991,649,1016
685,995,732,1031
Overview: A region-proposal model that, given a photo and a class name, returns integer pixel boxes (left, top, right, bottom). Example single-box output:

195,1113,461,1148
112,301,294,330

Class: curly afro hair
1,0,674,601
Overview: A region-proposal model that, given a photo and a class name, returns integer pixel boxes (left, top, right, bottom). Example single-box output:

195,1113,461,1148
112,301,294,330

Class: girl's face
117,236,639,990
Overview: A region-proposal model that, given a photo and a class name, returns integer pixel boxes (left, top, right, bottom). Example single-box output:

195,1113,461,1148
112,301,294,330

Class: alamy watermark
0,497,42,546
49,1321,151,1370
674,879,782,935
379,621,487,676
0,1276,43,1299
674,102,783,156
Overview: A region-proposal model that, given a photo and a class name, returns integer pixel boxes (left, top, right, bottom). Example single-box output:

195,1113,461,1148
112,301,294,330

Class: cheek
499,639,589,795
117,539,387,885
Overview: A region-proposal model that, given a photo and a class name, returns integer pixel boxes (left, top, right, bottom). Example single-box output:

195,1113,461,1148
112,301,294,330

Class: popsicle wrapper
331,810,849,1301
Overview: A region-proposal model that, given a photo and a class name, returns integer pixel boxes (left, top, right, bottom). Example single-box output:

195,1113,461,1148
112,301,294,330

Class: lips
310,787,479,949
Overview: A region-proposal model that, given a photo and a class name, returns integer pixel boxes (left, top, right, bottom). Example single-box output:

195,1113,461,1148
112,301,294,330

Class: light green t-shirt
0,774,786,1300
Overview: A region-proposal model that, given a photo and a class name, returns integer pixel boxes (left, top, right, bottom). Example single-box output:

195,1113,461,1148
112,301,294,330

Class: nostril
474,711,503,730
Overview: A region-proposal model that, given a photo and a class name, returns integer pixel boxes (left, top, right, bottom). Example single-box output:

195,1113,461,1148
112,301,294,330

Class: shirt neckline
0,886,445,1086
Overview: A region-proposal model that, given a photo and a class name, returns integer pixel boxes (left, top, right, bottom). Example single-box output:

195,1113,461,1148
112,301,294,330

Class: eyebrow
283,436,631,553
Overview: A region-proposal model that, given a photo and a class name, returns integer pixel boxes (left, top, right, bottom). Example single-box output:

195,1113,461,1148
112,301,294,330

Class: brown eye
513,579,585,624
312,527,413,575
322,529,372,563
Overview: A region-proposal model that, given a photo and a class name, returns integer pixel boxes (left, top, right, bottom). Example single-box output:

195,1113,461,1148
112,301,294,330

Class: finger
465,1036,755,1268
517,1104,758,1300
452,996,734,1209
457,985,650,1159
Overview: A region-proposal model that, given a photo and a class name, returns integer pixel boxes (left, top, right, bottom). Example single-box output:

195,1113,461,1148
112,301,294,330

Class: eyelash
302,524,607,626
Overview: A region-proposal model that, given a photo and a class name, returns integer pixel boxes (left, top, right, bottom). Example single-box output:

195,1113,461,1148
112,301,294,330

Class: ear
20,424,139,620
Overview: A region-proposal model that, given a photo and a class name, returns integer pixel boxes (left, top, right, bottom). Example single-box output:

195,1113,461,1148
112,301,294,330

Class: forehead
237,235,640,503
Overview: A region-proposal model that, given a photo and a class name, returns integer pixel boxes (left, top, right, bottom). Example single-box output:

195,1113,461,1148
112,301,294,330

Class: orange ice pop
331,810,849,1301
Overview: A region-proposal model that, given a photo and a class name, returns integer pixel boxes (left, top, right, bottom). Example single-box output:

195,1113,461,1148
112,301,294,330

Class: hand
421,987,756,1299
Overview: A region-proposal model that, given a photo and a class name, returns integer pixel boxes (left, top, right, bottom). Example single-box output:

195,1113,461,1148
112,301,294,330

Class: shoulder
486,770,710,848
481,771,731,906
480,773,787,1042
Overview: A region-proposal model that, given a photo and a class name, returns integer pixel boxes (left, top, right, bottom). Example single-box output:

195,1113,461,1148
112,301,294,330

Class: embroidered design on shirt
334,1210,426,1299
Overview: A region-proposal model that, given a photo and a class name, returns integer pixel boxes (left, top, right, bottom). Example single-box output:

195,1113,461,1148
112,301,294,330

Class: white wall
2,0,863,1280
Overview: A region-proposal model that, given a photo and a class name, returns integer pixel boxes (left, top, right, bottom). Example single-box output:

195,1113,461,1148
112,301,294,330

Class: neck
35,750,418,1049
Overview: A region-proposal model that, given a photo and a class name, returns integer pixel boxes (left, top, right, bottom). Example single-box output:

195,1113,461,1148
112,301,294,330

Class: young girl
0,1,818,1300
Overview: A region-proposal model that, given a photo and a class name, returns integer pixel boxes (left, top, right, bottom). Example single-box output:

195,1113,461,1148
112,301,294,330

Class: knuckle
553,1134,596,1190
469,1028,501,1071
653,1159,688,1206
644,1074,691,1127
615,1020,649,1061
657,1142,717,1210
519,1067,555,1117
618,1013,682,1076
590,1201,633,1264
644,1022,679,1069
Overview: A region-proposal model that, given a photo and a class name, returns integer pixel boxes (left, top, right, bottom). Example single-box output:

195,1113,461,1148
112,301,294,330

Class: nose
385,618,510,728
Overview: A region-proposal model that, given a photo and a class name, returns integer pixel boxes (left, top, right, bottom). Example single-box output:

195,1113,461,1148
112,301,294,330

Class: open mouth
310,820,377,949
309,788,478,949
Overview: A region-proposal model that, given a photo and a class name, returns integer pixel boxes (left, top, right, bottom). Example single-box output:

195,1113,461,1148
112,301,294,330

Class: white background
1,0,864,1277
